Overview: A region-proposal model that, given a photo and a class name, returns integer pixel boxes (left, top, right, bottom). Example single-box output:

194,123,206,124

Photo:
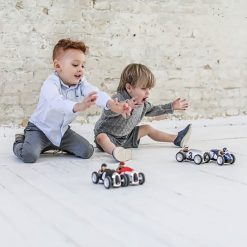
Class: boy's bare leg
95,133,132,162
95,133,116,154
137,124,176,142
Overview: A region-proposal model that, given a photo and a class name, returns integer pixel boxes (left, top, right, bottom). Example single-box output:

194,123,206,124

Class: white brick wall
0,0,246,125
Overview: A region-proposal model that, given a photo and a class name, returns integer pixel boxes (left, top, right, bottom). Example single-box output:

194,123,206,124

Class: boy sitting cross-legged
94,63,192,162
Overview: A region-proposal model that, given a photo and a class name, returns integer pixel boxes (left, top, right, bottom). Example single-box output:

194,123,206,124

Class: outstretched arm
73,91,98,112
172,98,189,110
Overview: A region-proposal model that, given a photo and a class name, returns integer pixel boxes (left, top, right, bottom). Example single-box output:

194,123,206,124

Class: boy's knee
79,144,94,159
96,133,107,144
142,124,152,132
22,151,39,163
13,143,39,163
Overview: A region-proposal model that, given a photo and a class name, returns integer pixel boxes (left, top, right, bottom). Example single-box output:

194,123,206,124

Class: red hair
53,38,88,60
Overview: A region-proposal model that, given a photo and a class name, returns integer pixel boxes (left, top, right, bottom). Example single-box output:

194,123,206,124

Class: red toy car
116,162,145,186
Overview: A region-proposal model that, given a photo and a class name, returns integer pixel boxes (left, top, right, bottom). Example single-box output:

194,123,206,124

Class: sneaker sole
180,125,192,147
113,147,132,162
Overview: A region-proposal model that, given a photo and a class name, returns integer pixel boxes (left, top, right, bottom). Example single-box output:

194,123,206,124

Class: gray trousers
13,122,94,163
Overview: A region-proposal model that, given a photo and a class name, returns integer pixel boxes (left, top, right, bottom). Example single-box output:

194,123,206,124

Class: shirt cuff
166,102,174,113
96,91,111,109
64,100,77,113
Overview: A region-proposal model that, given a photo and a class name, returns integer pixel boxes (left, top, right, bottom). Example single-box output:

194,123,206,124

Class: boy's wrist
171,102,175,110
165,102,174,114
73,104,78,113
106,99,113,109
73,103,82,113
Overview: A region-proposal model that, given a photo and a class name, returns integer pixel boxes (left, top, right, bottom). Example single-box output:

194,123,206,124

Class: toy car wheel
217,155,225,165
138,172,145,185
120,174,129,187
194,154,202,165
176,152,185,162
203,152,211,163
104,176,112,189
230,154,236,164
114,174,121,186
133,173,139,183
124,174,130,186
91,172,99,184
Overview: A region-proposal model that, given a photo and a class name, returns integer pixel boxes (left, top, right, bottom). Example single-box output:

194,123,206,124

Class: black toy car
91,163,129,189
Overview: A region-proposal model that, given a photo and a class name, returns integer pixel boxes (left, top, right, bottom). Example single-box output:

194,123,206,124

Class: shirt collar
119,90,132,100
54,71,82,89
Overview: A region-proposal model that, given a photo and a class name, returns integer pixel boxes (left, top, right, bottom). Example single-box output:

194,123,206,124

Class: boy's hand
172,98,189,110
73,91,97,112
126,97,140,109
107,98,132,118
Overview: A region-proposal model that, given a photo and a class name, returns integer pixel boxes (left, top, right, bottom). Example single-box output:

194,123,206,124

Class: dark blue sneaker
174,124,192,147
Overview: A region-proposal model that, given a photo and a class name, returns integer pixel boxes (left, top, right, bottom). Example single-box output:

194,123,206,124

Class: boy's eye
72,64,85,68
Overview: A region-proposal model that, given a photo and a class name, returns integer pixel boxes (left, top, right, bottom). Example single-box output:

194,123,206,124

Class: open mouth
74,75,81,80
142,97,148,102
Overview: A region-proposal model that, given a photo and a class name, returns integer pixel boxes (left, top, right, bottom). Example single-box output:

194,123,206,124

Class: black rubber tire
91,172,99,184
230,154,236,164
194,154,203,165
104,176,112,189
120,174,128,187
217,155,225,165
176,152,185,162
138,172,145,185
203,152,211,163
124,174,130,186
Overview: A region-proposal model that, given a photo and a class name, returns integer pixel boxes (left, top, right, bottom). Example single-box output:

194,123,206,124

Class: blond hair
117,63,155,92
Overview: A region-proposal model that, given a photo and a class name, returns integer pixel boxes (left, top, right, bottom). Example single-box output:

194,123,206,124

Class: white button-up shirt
30,72,110,146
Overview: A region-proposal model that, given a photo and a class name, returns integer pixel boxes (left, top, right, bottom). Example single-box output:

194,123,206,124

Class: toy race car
176,147,210,165
208,148,236,165
91,163,129,189
116,162,145,186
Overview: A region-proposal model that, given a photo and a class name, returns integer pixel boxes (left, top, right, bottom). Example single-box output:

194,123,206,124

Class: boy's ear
53,59,61,71
125,83,132,92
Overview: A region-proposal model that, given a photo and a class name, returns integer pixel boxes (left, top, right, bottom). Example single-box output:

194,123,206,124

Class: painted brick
0,0,246,124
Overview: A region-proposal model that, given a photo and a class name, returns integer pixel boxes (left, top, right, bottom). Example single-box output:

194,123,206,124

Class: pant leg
13,123,52,163
60,128,94,159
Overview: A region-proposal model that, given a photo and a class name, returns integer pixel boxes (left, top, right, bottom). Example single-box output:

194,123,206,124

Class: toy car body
208,148,236,165
91,168,129,189
117,166,145,186
176,148,210,165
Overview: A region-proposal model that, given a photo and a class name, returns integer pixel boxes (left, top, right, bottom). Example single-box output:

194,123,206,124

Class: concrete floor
0,116,246,247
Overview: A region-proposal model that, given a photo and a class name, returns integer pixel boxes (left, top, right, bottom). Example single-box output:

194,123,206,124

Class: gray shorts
95,126,140,151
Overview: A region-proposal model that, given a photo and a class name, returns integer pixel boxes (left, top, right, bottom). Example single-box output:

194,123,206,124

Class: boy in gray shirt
94,63,191,162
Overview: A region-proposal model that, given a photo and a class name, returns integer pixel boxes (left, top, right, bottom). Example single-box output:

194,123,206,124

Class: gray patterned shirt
94,90,174,138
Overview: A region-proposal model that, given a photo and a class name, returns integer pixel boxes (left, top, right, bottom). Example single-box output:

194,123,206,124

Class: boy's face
126,83,150,105
54,49,86,86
